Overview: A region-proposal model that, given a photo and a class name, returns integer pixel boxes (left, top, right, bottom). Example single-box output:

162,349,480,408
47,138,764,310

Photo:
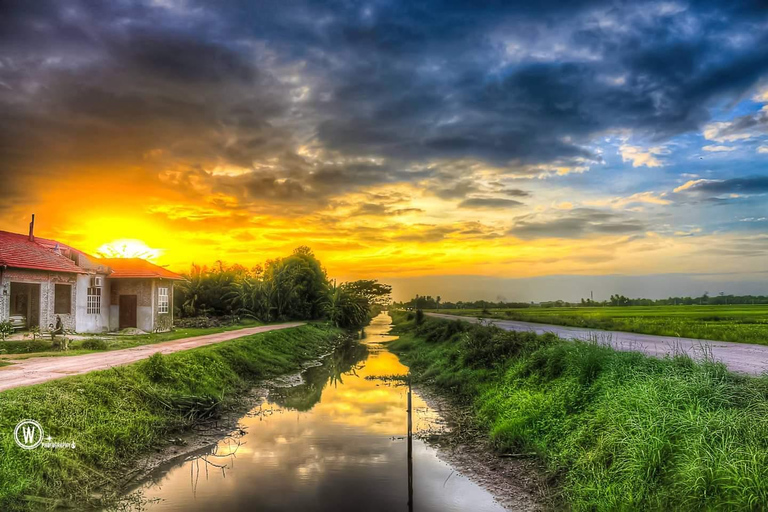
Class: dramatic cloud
2,0,768,286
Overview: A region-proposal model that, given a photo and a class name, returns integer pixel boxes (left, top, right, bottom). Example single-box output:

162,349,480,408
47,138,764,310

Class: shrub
174,316,229,329
415,309,425,325
143,352,172,383
0,321,13,341
80,339,108,351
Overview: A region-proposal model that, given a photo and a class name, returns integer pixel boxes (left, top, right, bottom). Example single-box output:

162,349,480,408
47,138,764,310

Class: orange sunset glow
2,0,767,302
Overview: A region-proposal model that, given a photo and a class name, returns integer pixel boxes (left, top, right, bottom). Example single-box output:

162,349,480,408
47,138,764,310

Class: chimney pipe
28,214,35,242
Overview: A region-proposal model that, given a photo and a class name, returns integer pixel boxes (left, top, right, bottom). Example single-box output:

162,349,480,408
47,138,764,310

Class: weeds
391,312,768,511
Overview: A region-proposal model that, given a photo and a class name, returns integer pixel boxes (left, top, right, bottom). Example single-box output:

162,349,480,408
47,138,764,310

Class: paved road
0,323,305,392
427,313,768,375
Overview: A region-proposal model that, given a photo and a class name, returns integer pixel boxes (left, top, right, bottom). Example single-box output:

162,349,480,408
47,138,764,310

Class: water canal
130,313,505,511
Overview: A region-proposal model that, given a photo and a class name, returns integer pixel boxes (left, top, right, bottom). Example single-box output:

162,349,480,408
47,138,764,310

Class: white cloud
588,191,671,208
758,146,768,154
753,86,768,103
702,145,736,152
703,106,768,142
673,179,714,193
619,145,668,167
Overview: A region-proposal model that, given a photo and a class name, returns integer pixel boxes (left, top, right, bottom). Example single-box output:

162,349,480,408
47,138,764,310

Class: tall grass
391,313,768,510
0,324,345,510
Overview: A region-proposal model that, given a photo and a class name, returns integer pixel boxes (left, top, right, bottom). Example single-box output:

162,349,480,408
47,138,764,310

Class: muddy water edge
119,313,546,511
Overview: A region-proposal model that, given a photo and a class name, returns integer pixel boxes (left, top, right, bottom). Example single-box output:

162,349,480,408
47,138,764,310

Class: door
119,295,138,329
28,283,40,328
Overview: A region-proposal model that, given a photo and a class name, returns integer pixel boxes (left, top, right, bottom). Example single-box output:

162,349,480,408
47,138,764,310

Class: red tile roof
98,258,184,280
0,230,86,274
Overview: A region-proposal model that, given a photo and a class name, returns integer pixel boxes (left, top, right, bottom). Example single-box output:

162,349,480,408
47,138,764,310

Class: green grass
0,323,345,510
0,319,265,358
428,305,768,345
391,312,768,511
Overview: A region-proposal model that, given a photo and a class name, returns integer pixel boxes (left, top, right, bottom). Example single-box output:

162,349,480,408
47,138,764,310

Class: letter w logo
22,426,37,444
14,420,43,450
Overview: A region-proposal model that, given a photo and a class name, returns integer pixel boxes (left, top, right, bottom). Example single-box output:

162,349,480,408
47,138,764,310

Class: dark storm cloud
503,189,531,198
3,0,768,210
458,197,525,209
350,203,425,216
508,208,645,239
678,176,768,195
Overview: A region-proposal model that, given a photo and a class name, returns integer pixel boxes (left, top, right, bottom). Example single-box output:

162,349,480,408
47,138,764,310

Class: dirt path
427,312,768,375
0,323,305,392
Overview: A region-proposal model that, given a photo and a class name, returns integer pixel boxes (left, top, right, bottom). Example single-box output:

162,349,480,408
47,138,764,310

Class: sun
97,239,163,260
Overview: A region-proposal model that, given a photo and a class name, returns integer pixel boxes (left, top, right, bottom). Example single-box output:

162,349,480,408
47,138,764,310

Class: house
0,217,183,333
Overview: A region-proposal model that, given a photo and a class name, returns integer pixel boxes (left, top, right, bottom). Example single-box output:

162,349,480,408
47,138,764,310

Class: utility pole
407,374,413,512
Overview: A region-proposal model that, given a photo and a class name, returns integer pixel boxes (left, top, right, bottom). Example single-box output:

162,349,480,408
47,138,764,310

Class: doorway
119,295,138,329
9,282,41,328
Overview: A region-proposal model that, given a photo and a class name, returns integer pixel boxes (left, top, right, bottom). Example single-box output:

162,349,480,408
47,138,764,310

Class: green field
427,305,768,345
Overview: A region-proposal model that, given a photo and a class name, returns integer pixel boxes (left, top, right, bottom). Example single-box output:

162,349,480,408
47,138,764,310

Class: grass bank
0,323,346,510
428,304,768,345
390,312,768,510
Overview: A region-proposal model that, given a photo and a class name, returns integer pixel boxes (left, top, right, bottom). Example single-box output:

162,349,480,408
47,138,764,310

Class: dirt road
426,312,768,375
0,323,305,392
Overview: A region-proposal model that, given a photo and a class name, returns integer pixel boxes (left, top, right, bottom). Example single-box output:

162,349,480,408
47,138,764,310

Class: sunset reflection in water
134,314,504,512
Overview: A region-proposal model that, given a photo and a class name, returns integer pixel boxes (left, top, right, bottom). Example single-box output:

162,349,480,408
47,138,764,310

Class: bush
415,309,425,325
0,321,13,341
415,318,468,343
143,352,172,383
174,316,231,329
80,339,108,351
462,328,542,368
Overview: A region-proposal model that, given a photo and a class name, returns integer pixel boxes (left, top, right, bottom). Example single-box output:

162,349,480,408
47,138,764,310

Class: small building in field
0,220,183,334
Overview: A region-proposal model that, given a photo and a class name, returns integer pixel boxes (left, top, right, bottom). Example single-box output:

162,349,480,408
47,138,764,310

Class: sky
1,0,767,301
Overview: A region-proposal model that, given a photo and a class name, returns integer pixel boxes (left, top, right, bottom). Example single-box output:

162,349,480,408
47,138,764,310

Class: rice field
428,305,768,345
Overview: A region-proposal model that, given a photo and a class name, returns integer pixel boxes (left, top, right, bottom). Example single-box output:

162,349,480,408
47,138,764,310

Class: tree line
581,293,768,307
394,292,768,310
393,295,532,310
175,246,391,328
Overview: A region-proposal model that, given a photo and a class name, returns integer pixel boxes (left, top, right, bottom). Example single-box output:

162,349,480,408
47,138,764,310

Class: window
54,284,72,314
158,287,169,314
87,287,101,315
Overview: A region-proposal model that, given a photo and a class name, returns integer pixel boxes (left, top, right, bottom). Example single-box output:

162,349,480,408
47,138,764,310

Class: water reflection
132,314,504,512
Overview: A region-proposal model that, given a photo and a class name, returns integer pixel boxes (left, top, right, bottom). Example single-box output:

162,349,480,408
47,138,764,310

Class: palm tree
178,264,205,316
322,280,368,328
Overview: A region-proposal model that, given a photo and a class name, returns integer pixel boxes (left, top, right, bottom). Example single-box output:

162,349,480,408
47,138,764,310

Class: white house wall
74,274,110,333
0,268,78,331
1,271,175,334
109,278,172,333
